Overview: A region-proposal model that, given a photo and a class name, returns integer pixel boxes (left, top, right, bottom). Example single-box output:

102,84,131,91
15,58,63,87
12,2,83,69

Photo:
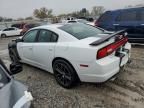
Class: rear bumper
77,56,121,82
73,43,131,83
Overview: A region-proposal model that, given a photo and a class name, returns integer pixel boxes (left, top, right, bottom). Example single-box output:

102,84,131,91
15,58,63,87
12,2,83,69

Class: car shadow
131,43,144,48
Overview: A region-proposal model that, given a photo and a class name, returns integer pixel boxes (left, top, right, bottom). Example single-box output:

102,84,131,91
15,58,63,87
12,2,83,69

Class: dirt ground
0,37,144,108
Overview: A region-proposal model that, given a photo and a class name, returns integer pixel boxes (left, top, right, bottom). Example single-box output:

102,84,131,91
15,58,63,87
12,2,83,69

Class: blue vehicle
96,7,144,43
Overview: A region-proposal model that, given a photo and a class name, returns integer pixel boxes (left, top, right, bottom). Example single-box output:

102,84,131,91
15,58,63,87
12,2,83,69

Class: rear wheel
53,59,78,88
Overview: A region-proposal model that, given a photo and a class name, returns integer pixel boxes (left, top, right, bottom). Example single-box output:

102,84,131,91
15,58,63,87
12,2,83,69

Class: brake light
97,37,128,59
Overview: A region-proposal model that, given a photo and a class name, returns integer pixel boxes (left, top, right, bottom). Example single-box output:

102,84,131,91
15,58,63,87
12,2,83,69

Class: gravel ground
0,37,144,108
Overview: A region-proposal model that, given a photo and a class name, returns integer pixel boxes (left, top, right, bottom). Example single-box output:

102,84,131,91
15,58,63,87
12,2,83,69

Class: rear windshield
59,23,103,39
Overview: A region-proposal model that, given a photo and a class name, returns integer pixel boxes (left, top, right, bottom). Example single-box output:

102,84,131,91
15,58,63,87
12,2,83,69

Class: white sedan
0,27,22,38
8,23,131,88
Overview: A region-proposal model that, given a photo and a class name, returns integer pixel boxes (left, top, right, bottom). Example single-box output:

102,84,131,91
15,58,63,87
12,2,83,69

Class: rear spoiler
89,29,127,46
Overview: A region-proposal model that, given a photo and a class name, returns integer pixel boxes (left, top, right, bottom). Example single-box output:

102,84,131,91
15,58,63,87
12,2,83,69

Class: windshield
0,65,9,87
59,23,104,39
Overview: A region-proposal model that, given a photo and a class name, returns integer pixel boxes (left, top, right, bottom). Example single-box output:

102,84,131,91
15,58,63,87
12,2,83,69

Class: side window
23,30,38,42
51,33,58,42
38,30,58,42
4,28,15,31
3,29,9,31
9,28,15,30
98,11,112,22
38,30,52,42
116,11,137,21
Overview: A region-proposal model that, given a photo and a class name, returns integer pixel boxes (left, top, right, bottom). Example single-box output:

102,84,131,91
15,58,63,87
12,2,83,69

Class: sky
0,0,143,18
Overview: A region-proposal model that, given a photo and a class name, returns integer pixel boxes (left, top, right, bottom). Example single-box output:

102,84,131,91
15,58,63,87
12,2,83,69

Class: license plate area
116,48,129,67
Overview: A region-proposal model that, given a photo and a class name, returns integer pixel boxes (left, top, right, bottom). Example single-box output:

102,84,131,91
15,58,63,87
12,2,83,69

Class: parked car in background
0,27,22,38
62,19,95,26
96,7,144,43
78,17,94,22
11,23,26,29
8,23,131,88
20,23,41,35
0,59,33,108
75,19,90,24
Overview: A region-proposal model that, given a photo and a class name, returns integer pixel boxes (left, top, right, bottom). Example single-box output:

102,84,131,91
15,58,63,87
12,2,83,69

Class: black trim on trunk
89,29,127,46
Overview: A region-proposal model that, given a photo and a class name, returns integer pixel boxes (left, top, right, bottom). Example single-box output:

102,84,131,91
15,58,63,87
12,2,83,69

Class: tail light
97,36,128,59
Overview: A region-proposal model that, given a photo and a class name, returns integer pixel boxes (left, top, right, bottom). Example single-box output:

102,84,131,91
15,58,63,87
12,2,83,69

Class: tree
0,17,3,22
33,7,53,19
17,18,24,21
91,6,105,17
67,10,90,18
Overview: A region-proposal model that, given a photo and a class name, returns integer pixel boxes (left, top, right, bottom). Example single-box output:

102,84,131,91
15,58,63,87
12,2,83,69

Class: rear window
98,11,112,22
116,11,137,21
59,23,104,40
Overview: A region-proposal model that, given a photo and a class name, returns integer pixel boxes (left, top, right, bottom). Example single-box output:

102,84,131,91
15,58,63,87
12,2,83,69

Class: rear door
3,28,14,36
114,9,138,39
7,28,16,36
12,27,20,35
32,29,58,71
135,8,144,43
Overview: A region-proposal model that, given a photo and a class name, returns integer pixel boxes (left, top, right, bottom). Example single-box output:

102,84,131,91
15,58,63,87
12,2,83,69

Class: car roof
108,7,144,13
33,23,71,29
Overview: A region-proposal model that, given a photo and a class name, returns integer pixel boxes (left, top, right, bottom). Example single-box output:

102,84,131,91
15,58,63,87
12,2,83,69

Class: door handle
113,24,120,26
141,24,144,26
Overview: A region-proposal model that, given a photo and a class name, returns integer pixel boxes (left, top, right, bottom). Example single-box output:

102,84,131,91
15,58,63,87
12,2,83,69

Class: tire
9,49,18,63
1,34,6,38
9,50,15,62
53,59,78,88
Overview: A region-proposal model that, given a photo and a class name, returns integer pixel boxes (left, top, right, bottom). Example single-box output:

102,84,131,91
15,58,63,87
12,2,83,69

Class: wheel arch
1,33,6,37
8,42,21,60
52,57,80,80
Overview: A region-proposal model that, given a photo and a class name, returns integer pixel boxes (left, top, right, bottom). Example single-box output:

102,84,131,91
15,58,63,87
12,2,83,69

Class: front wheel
9,50,15,62
53,60,78,88
1,34,6,38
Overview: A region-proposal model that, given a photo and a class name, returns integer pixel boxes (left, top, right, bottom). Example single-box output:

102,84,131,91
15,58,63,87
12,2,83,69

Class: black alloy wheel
53,59,78,88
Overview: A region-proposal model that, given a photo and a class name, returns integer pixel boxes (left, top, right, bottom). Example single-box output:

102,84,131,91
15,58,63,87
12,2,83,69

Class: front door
32,29,58,71
17,30,39,64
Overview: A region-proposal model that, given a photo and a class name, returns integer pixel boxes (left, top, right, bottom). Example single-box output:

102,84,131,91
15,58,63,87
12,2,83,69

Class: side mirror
10,63,23,75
